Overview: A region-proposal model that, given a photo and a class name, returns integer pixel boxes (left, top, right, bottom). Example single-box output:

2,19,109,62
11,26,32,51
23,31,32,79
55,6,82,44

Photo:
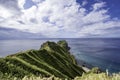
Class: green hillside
0,40,85,79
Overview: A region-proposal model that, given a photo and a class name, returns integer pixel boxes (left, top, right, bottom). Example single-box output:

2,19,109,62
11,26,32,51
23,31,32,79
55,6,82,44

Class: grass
0,40,85,79
74,73,120,80
0,72,120,80
0,40,120,80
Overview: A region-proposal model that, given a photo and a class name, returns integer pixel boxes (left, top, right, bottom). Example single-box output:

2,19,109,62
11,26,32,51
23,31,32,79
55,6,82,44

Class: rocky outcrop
0,40,85,79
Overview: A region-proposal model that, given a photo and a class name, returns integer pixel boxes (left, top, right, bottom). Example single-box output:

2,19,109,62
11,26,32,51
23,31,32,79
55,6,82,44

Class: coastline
82,67,90,72
0,40,120,80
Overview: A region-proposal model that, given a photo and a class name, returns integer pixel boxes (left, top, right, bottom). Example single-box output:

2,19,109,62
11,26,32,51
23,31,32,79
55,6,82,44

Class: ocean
0,38,120,73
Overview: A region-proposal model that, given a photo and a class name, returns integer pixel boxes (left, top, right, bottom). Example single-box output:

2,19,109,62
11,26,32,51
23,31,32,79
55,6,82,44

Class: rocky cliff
0,40,85,79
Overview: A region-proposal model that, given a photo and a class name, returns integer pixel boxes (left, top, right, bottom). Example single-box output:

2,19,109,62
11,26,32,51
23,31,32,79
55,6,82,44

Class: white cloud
18,0,26,9
0,6,13,18
82,0,88,6
0,0,120,38
0,0,21,19
92,2,106,11
83,9,110,23
77,20,120,37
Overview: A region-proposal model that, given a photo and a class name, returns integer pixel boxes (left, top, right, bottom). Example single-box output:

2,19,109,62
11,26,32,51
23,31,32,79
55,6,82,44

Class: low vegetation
0,40,120,80
0,72,120,80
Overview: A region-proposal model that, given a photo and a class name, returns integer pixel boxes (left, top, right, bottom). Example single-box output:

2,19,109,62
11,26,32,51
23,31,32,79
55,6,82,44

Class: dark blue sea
0,38,120,73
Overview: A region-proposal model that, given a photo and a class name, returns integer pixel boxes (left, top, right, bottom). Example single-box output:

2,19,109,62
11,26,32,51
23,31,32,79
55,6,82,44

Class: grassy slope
0,40,85,79
0,40,120,80
0,72,120,80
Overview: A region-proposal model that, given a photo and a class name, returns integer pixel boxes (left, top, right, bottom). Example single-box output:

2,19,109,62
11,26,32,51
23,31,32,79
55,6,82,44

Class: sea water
0,38,120,73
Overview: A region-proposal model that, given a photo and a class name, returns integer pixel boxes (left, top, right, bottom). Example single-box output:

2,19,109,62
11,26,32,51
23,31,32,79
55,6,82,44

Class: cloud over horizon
0,0,120,38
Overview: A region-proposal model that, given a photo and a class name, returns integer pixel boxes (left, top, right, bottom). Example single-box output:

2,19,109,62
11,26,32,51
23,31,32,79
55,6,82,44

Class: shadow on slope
0,40,85,79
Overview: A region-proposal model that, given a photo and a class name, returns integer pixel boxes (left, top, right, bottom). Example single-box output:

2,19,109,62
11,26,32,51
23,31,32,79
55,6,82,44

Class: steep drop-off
0,40,85,79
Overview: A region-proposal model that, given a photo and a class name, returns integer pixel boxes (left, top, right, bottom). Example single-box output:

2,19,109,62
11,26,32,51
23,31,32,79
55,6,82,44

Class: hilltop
0,40,120,80
0,40,85,79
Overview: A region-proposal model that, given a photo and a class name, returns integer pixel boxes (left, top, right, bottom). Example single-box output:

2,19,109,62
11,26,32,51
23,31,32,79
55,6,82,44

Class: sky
0,0,120,38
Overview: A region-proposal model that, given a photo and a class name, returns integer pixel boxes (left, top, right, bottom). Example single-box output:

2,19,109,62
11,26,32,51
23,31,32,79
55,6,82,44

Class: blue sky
76,0,120,19
0,0,120,38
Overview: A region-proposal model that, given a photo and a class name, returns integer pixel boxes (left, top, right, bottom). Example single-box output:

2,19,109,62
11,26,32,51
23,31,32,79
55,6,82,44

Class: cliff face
0,40,85,79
